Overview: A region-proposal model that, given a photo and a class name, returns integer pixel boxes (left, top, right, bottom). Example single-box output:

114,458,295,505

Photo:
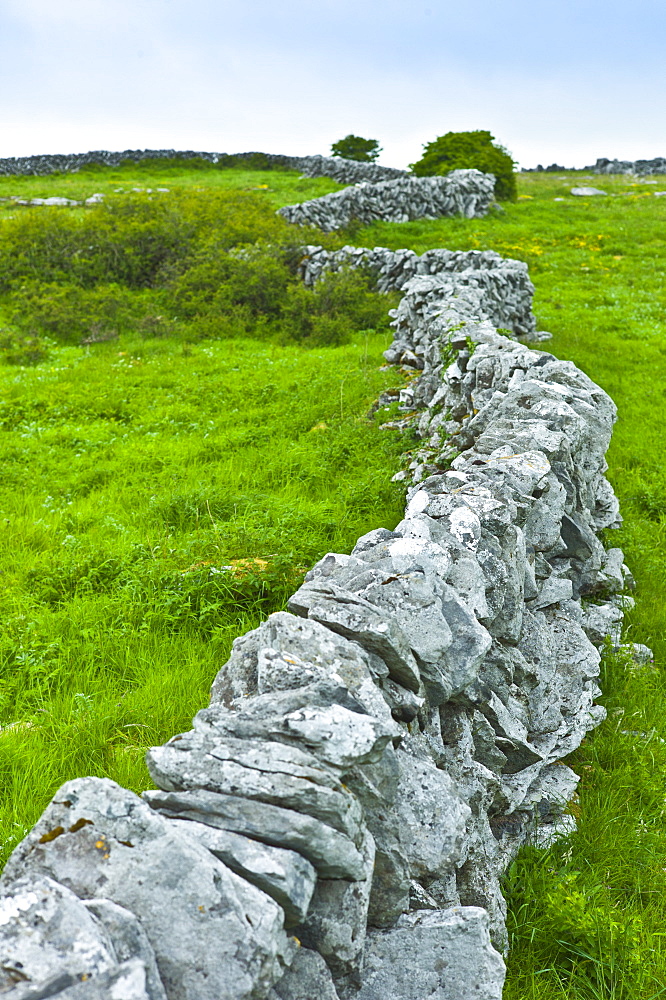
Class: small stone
270,947,340,1000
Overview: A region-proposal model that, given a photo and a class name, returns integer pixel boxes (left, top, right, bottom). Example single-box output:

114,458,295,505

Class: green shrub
0,329,51,366
166,243,293,326
410,130,517,201
0,190,295,291
330,135,382,162
8,281,151,344
280,267,394,346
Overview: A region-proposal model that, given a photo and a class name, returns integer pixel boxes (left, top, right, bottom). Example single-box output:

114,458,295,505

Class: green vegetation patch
410,129,517,201
0,331,408,867
0,164,411,868
4,159,666,995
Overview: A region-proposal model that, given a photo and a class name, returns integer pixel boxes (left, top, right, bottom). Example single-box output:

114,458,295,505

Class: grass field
0,158,344,215
1,159,666,997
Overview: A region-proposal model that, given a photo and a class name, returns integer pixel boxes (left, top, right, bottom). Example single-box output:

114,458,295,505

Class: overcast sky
1,0,664,169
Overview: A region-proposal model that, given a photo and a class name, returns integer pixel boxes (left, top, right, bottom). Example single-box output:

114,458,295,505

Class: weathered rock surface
294,829,375,984
269,947,340,1000
82,899,166,1000
0,778,292,1000
0,875,120,997
143,787,367,880
166,820,316,926
45,959,151,999
354,908,505,1000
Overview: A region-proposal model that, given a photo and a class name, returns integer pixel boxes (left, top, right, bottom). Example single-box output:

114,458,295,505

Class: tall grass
0,328,407,867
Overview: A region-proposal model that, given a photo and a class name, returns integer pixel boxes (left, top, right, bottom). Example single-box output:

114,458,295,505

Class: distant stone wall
592,157,666,175
0,237,637,1000
278,171,495,231
0,148,405,184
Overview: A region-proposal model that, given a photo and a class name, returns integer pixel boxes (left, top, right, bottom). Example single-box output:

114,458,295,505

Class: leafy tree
330,135,382,163
410,130,517,201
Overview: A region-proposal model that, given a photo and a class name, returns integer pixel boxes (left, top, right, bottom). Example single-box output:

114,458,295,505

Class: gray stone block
143,787,367,880
355,908,505,1000
166,819,316,926
1,778,292,1000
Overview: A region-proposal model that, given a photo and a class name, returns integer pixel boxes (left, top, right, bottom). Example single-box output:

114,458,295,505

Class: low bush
410,130,517,201
0,190,296,292
280,267,396,346
166,243,293,326
8,281,151,344
0,329,51,366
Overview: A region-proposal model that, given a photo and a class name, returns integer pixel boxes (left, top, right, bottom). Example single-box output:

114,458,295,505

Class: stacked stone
0,149,405,182
293,155,406,185
299,245,537,340
278,171,495,231
593,156,666,175
0,244,634,1000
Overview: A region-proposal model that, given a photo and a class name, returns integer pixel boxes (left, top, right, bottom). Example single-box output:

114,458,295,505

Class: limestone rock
44,959,151,999
0,875,118,997
147,730,364,839
295,830,375,984
166,819,316,926
269,947,340,1000
143,787,368,880
392,751,471,880
1,778,292,1000
198,681,400,769
288,582,421,693
82,899,166,1000
355,908,505,1000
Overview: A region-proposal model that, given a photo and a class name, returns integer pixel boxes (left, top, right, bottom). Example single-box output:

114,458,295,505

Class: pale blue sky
1,0,664,168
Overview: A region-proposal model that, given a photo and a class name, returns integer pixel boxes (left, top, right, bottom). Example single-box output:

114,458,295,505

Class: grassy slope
358,171,666,998
0,333,407,865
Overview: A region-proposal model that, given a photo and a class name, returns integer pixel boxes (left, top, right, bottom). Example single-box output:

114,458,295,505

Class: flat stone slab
143,787,367,880
167,819,316,926
355,907,505,1000
0,778,292,1000
570,186,607,196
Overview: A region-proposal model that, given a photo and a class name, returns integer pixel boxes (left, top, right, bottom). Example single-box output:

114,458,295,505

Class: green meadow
2,158,666,997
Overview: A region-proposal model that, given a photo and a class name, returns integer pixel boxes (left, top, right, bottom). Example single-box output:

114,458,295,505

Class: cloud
0,0,664,166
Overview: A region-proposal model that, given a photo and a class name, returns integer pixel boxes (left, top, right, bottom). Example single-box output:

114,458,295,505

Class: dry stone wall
0,149,405,184
0,238,637,1000
593,156,666,175
299,245,538,340
278,171,495,231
